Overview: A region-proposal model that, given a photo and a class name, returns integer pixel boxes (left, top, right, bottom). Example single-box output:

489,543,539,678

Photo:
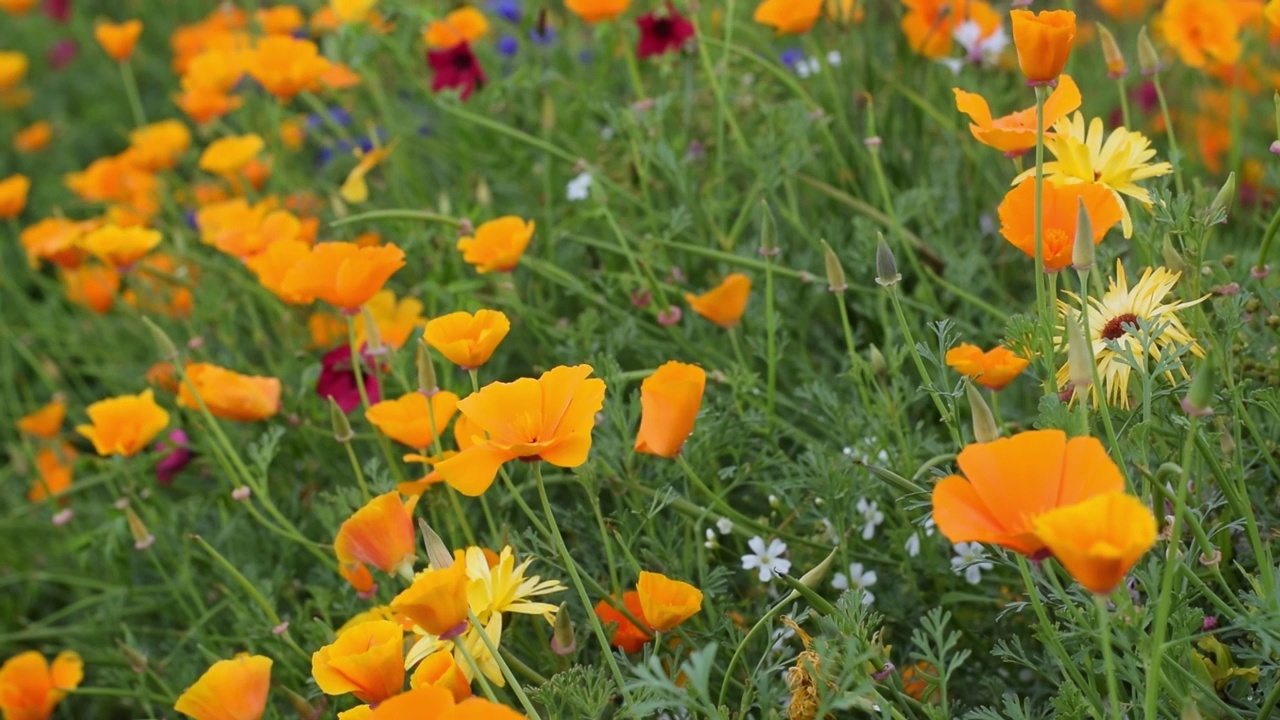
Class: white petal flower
566,172,592,201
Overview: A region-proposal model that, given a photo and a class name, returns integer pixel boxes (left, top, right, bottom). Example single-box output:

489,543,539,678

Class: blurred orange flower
147,361,182,393
565,0,632,24
127,120,193,172
1155,0,1243,68
1010,10,1076,84
954,75,1081,156
685,273,751,328
247,36,330,102
424,7,490,48
409,651,471,703
246,238,313,304
355,290,424,350
173,654,272,720
423,309,510,370
367,391,460,449
75,389,170,457
77,224,162,268
0,51,27,92
311,620,405,704
340,141,398,204
30,444,76,503
175,89,244,126
998,179,1122,271
636,571,702,631
334,492,418,587
309,312,347,349
635,361,705,458
0,651,83,720
20,218,91,269
0,0,37,14
902,0,999,59
61,263,121,314
199,134,264,176
754,0,822,34
0,173,30,220
281,242,405,312
363,684,526,719
932,429,1124,557
435,365,606,496
18,399,66,438
391,562,469,636
14,121,52,153
944,343,1029,391
96,19,144,61
1095,0,1154,20
456,217,534,273
257,5,305,34
321,63,363,90
1033,491,1156,594
330,0,378,24
178,363,282,422
594,591,652,653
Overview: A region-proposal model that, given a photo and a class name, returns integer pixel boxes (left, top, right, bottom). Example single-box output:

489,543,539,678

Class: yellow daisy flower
465,546,566,625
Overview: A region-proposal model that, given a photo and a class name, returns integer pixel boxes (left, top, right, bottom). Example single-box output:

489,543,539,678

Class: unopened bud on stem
417,519,454,568
820,240,847,292
1137,27,1160,76
759,200,779,257
1072,197,1095,272
1098,24,1127,79
551,603,576,655
874,233,900,288
1162,236,1187,274
965,383,999,443
329,397,353,443
417,341,438,396
1206,172,1235,224
1181,356,1215,417
1066,311,1094,393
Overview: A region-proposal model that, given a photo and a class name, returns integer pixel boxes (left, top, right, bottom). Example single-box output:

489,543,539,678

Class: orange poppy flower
1095,0,1154,20
685,273,751,328
175,89,244,125
434,365,606,496
594,591,652,653
20,218,90,269
424,7,489,48
14,121,52,154
1010,10,1076,85
931,429,1124,557
18,399,66,438
174,654,272,720
77,224,162,269
355,291,425,350
901,0,999,59
390,562,469,636
997,179,1122,271
636,571,703,632
396,451,455,497
456,217,534,274
366,391,460,449
147,361,182,393
334,492,418,587
0,0,37,14
565,0,632,24
944,344,1029,391
199,134,264,176
953,75,1081,157
635,361,705,458
280,242,406,313
76,389,170,457
29,444,76,503
321,63,363,90
0,174,30,220
257,5,305,34
309,312,347,349
311,620,405,704
246,36,330,102
0,650,83,720
1032,491,1156,595
329,0,378,24
0,51,27,92
409,651,471,703
246,238,313,304
96,19,144,61
365,685,525,720
177,363,282,422
753,0,822,34
127,120,193,172
422,309,510,370
1155,0,1243,68
61,263,120,314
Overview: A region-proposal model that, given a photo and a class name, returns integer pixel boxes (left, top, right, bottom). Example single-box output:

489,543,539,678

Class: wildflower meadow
3,0,1280,718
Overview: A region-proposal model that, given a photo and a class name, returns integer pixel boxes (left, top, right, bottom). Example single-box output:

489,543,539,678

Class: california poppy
409,651,471,703
423,7,489,47
331,0,378,24
366,391,460,448
246,36,330,101
455,218,533,273
685,273,751,328
637,3,695,59
174,654,272,720
340,141,398,205
21,218,91,269
1096,0,1154,20
246,238,312,304
953,75,1081,157
0,173,30,220
901,0,1000,59
998,179,1122,271
257,5,304,34
636,571,703,631
311,620,405,704
427,43,486,101
434,365,606,496
18,399,66,438
76,389,170,457
931,429,1124,557
1155,0,1242,68
565,0,632,24
1033,491,1156,594
593,591,652,653
944,344,1029,391
753,0,822,34
95,19,143,61
281,242,406,313
177,363,282,422
77,224,162,269
635,361,705,458
423,309,511,370
29,444,75,502
14,121,52,153
0,51,28,92
0,650,83,720
391,562,470,637
1010,9,1076,85
199,135,265,177
365,685,526,719
334,492,417,588
0,0,37,14
355,290,425,350
61,263,121,314
127,120,193,172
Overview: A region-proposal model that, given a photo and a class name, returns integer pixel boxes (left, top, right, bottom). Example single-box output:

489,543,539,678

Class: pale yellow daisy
465,545,565,625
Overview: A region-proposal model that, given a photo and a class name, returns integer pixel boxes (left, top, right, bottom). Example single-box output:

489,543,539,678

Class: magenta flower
427,42,487,100
154,430,194,485
317,345,380,413
636,3,695,60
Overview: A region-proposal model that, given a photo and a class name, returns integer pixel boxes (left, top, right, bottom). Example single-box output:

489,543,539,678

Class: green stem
887,287,962,447
1151,74,1185,195
344,442,370,503
1075,267,1125,483
1095,595,1123,720
1115,78,1131,129
763,246,778,423
1016,555,1101,707
329,209,460,229
119,61,147,127
452,637,499,702
467,609,541,719
1032,85,1055,388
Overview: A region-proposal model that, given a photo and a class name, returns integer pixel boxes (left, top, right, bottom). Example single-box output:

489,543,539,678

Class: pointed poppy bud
329,397,353,443
360,305,384,356
1206,172,1235,225
417,519,454,569
1181,356,1215,417
1137,26,1160,76
1097,24,1126,79
759,200,779,257
279,685,324,720
1161,236,1187,274
417,341,439,396
868,344,887,377
799,545,839,590
1072,196,1095,272
551,602,576,655
821,240,847,293
637,571,703,632
1066,311,1093,392
124,506,155,551
874,233,900,287
965,383,998,443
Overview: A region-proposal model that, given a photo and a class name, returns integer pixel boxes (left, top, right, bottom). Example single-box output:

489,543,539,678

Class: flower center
1101,312,1139,340
452,51,474,70
654,18,674,38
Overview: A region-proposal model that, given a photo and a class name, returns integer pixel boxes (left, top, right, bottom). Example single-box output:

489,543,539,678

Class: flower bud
820,240,847,293
125,506,155,551
417,341,438,396
142,316,180,361
759,199,779,257
965,383,999,443
1072,197,1095,272
1098,24,1127,79
1066,311,1093,392
475,177,492,208
868,344,886,377
280,686,325,720
417,519,454,569
1162,236,1187,274
541,93,556,132
1181,356,1215,417
115,640,148,673
1137,26,1160,76
874,233,900,288
1206,172,1235,225
799,545,840,590
329,397,353,443
360,306,385,357
551,603,576,655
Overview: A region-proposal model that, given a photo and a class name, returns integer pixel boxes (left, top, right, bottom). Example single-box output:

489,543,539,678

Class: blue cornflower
497,35,519,57
488,0,521,23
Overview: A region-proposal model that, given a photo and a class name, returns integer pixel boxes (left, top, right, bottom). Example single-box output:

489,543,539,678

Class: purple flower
154,430,194,485
317,345,380,413
427,43,487,101
497,35,519,57
531,25,558,46
47,38,77,70
488,0,521,23
779,48,804,69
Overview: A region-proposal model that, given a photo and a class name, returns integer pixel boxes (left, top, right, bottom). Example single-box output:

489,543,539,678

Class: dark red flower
47,38,77,70
427,42,487,101
154,429,194,485
636,3,695,60
317,345,381,413
44,0,71,23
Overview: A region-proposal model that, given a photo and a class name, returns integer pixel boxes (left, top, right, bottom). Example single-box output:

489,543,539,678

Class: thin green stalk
466,609,541,719
452,638,499,702
1032,86,1055,386
119,61,147,127
1115,78,1131,129
1095,595,1123,720
1151,75,1185,195
763,246,778,422
532,464,633,703
718,592,792,707
329,209,460,229
191,535,310,661
1075,267,1125,481
344,442,370,502
887,287,962,447
1016,555,1101,708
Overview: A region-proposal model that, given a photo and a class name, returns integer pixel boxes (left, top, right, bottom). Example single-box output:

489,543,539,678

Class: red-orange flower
409,651,471,703
29,445,76,503
281,242,406,312
636,571,702,631
311,620,405,704
61,264,120,314
1010,10,1076,85
594,591,652,653
954,75,1081,157
944,344,1028,391
334,492,418,589
685,273,751,328
997,179,1122,271
177,363,282,422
